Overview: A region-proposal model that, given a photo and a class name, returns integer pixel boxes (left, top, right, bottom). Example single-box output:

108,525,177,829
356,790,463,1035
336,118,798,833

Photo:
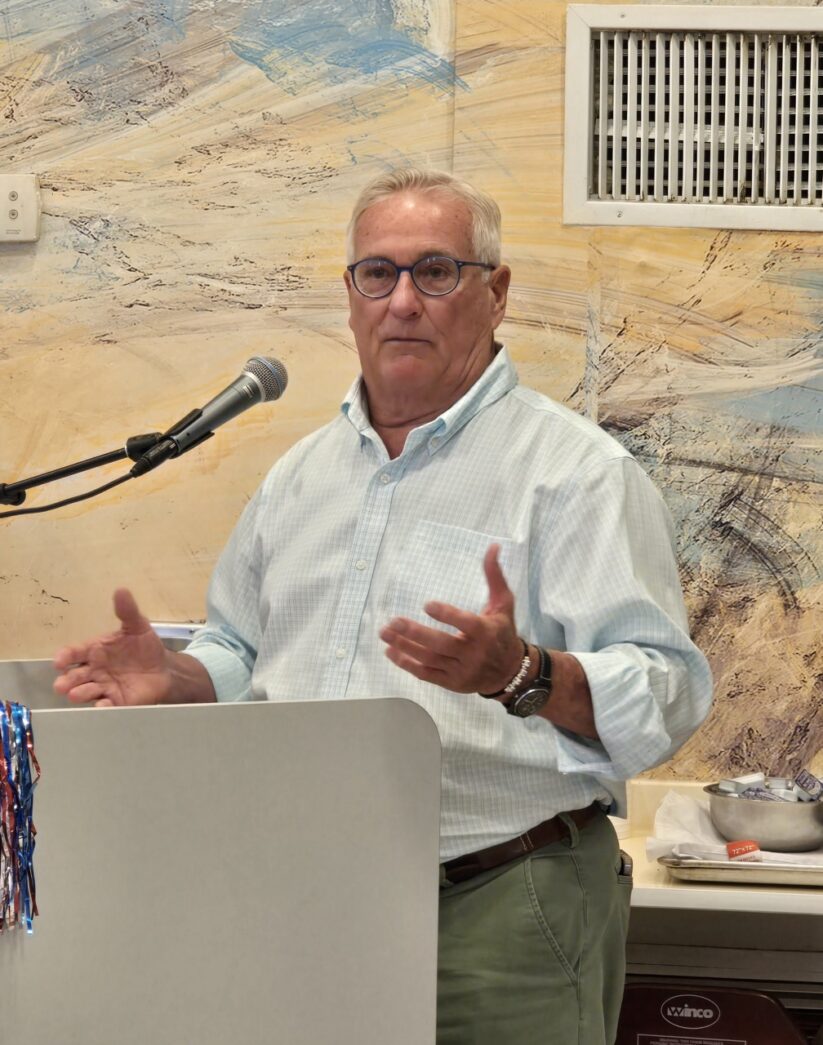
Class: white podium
2,699,441,1044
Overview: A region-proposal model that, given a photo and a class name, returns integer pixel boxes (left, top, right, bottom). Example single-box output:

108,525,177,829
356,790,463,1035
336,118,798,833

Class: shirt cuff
557,648,680,781
553,728,614,776
184,643,253,703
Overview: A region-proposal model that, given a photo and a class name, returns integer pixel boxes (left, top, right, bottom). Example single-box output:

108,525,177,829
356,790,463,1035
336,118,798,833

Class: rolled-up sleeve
537,455,713,781
184,490,265,703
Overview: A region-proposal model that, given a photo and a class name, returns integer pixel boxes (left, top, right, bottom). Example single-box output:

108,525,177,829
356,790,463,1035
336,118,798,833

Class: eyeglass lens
354,256,460,297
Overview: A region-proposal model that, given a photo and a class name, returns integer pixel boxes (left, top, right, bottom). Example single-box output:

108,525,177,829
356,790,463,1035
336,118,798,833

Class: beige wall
1,0,820,780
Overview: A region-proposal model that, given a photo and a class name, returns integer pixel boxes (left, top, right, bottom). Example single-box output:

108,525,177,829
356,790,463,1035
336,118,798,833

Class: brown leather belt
441,803,603,884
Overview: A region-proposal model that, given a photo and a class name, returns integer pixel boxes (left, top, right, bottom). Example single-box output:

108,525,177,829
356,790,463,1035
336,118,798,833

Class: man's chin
382,338,432,352
386,351,434,372
375,352,440,390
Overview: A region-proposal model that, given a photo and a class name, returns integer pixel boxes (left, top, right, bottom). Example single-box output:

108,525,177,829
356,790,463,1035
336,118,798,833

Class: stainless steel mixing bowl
705,782,823,852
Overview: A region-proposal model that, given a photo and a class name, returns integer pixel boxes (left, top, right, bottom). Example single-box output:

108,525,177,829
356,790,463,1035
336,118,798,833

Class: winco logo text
660,994,720,1029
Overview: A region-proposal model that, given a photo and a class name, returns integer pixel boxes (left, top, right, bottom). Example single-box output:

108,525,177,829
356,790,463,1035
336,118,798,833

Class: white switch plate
0,174,41,242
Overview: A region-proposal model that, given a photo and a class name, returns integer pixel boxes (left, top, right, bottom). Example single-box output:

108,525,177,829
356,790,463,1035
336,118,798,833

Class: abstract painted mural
0,0,458,643
0,0,820,782
573,228,823,779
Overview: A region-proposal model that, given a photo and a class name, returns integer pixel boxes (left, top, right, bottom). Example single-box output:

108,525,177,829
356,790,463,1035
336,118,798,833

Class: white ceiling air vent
564,5,823,229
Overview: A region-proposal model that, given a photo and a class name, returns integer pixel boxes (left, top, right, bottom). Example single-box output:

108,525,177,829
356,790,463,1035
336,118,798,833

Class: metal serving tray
659,856,823,887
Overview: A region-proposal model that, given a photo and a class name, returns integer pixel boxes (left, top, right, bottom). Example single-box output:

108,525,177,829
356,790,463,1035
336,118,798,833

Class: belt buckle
520,828,534,854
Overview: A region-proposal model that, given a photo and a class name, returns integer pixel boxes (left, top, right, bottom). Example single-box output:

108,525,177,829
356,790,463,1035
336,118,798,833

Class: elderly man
55,168,712,1044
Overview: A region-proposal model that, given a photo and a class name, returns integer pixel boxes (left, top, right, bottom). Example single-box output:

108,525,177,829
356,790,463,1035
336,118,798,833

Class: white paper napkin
646,790,823,866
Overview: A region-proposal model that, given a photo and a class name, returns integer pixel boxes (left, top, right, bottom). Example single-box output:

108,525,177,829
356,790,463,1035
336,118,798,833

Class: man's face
344,191,510,411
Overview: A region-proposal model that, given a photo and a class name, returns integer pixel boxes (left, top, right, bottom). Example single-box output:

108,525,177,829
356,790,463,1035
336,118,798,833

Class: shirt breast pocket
385,521,526,630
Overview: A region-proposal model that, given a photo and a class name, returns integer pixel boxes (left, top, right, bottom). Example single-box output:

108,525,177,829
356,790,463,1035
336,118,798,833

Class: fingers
53,663,119,705
53,664,95,694
65,681,103,704
483,543,514,614
382,616,463,652
112,588,151,635
54,588,145,671
53,644,104,704
53,642,93,671
380,618,463,671
379,613,511,694
52,589,146,708
381,546,520,694
383,643,448,685
423,600,482,634
379,616,468,688
61,681,111,705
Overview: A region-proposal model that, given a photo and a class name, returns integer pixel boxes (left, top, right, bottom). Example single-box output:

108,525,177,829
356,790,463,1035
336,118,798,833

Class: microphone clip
129,411,214,478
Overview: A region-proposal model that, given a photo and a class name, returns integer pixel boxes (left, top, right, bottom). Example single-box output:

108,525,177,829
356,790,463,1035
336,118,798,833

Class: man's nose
387,271,423,315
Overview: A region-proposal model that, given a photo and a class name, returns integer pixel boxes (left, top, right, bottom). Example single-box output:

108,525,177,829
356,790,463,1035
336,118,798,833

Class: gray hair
346,167,502,267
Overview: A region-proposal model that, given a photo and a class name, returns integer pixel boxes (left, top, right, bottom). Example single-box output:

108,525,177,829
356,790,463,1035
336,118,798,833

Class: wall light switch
0,174,41,242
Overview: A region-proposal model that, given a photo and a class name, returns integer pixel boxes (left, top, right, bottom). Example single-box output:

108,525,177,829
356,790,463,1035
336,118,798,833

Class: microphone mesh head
244,356,288,401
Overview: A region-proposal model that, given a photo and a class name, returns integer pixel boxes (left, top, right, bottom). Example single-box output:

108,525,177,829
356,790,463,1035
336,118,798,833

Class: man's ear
489,265,511,329
343,268,356,311
344,269,358,334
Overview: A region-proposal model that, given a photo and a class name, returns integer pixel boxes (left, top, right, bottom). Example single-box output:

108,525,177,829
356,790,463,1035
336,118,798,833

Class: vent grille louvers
593,30,823,205
564,7,823,229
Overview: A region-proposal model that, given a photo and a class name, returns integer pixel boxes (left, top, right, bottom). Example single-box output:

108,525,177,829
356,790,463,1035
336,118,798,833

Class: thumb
483,544,514,615
112,588,152,635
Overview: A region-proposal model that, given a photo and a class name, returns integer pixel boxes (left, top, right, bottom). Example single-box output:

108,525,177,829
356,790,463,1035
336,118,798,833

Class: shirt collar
341,345,518,454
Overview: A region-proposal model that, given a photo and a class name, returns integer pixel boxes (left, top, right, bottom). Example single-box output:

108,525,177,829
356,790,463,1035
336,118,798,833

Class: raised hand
378,543,526,697
53,589,174,708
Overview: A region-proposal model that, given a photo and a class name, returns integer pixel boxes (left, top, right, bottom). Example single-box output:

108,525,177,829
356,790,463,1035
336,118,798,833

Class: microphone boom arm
0,432,162,506
0,355,286,515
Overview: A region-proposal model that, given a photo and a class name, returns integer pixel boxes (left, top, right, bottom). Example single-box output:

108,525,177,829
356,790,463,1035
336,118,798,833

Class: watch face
510,687,550,718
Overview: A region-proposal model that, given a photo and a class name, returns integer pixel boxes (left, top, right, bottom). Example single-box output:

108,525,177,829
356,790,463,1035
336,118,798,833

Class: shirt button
379,473,390,484
429,436,440,449
335,647,347,659
355,559,367,571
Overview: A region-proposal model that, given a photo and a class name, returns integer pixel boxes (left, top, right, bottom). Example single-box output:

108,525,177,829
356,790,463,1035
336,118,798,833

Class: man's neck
364,380,467,460
369,409,439,460
362,342,501,459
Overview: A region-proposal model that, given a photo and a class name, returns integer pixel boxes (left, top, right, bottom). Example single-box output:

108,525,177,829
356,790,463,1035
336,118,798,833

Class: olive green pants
437,811,632,1045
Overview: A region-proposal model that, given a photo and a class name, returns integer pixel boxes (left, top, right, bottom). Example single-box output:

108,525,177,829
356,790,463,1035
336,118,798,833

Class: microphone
131,356,288,477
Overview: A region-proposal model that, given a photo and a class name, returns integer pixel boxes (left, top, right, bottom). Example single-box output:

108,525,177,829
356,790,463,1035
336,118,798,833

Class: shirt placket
319,457,406,700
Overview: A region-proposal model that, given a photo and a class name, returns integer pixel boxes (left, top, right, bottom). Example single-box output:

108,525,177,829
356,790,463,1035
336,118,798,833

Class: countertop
622,780,823,915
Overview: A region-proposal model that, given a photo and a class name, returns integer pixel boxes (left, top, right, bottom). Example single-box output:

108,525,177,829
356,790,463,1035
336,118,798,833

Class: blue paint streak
720,374,823,436
2,0,188,52
229,0,462,93
765,269,823,294
10,0,193,125
153,0,189,40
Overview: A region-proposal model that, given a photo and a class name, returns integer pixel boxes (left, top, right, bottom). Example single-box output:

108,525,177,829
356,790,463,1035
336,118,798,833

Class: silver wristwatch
506,645,553,718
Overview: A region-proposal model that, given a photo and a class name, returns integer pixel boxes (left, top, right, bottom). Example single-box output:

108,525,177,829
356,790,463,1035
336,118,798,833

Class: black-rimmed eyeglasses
347,255,495,299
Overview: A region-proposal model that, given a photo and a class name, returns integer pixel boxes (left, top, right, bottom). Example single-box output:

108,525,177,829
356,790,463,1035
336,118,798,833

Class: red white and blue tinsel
1,701,40,934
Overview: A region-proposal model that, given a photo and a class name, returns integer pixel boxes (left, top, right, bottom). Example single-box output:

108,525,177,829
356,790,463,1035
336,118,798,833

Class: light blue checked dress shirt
185,348,712,860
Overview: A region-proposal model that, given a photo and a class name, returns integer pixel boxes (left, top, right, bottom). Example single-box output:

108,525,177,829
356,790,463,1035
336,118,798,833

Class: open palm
53,589,172,707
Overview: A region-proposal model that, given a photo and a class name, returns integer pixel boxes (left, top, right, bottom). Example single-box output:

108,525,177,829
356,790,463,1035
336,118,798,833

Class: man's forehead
364,189,468,220
354,191,472,250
